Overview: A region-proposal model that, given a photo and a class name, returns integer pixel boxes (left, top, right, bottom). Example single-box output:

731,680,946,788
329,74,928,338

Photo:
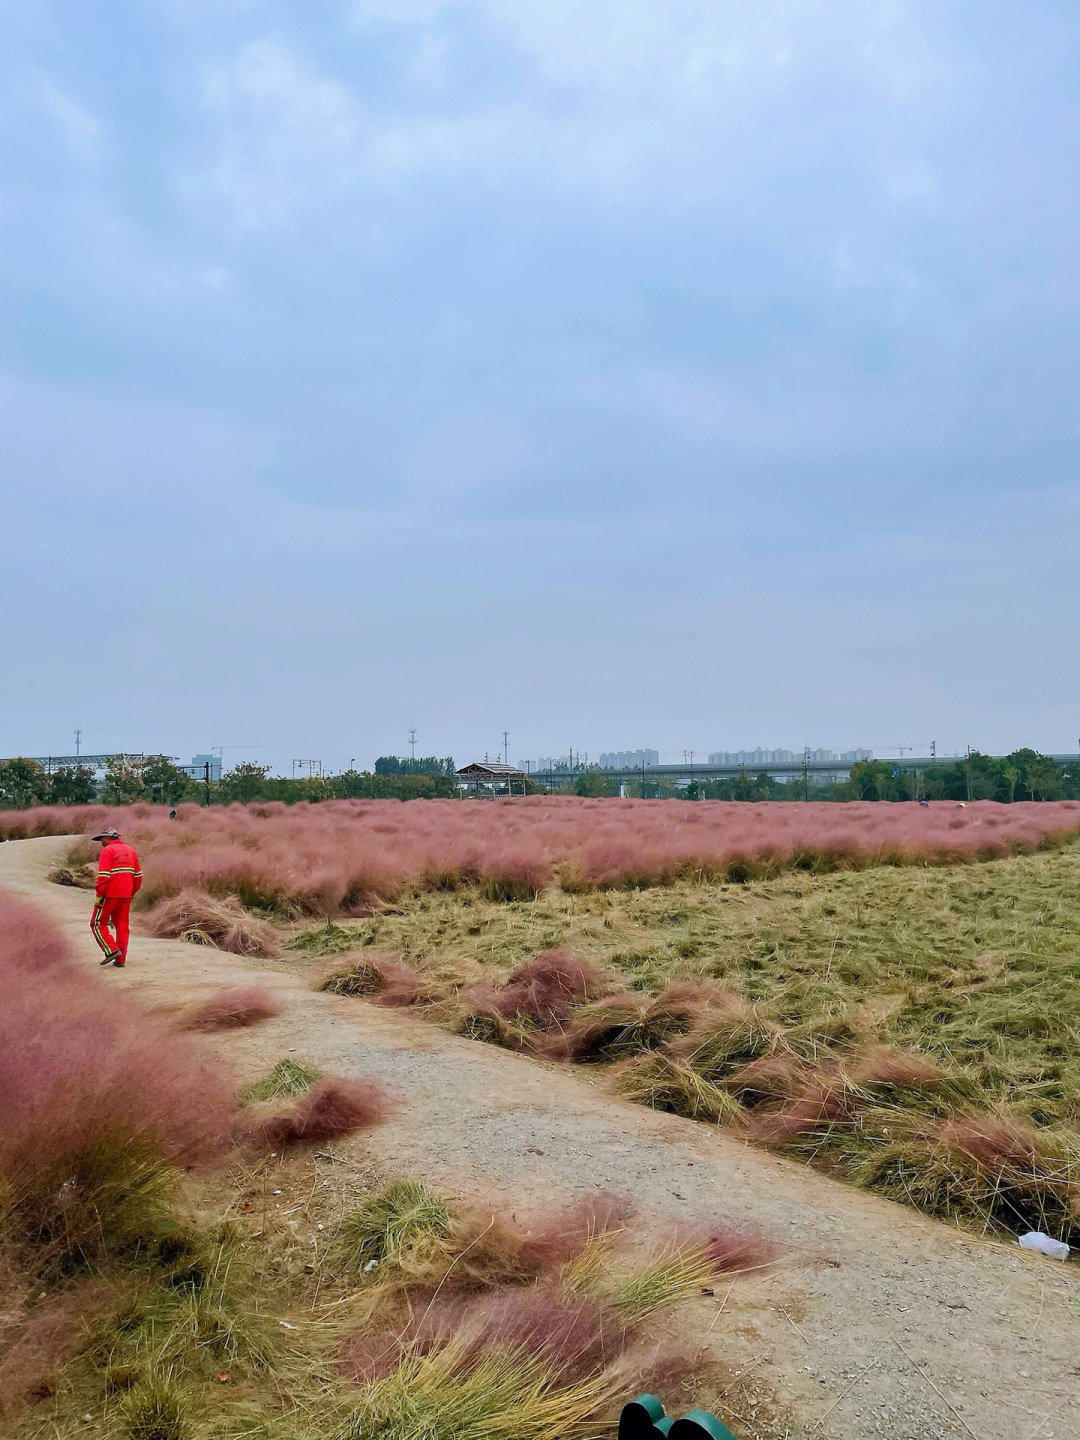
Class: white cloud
198,38,362,227
33,74,100,162
194,3,961,226
582,366,845,450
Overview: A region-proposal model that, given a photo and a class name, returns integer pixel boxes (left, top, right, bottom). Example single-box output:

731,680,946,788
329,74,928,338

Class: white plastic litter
363,1259,379,1272
1018,1231,1070,1260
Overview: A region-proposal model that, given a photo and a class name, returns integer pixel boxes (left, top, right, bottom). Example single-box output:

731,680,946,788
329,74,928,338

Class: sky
2,0,1078,773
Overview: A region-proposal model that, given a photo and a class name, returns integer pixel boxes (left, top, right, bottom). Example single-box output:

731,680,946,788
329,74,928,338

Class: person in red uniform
90,826,142,967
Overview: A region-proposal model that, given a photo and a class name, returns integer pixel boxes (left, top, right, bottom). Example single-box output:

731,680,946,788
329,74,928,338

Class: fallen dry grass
293,839,1080,1243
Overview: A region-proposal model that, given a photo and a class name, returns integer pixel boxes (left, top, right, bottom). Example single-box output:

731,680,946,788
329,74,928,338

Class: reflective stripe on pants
91,895,132,962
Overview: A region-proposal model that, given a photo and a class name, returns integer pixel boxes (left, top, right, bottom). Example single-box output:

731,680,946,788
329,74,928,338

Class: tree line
555,748,1080,802
0,755,460,809
3,748,1077,810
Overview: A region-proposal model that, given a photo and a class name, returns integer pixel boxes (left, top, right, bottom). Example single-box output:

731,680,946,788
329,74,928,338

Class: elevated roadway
528,754,1079,786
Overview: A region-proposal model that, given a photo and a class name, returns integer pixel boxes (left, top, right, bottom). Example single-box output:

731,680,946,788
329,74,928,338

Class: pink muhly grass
339,1288,627,1386
625,1342,712,1402
368,959,438,1009
747,1045,944,1141
0,895,238,1190
319,955,435,1006
21,796,1080,913
850,1046,942,1091
698,1224,778,1275
487,948,607,1026
536,992,651,1064
245,1077,393,1150
935,1112,1045,1173
0,1278,116,1418
178,986,282,1032
511,1192,630,1276
747,1068,865,1145
722,1053,812,1106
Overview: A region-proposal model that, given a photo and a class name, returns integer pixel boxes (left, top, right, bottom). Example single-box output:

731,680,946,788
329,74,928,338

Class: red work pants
91,896,131,964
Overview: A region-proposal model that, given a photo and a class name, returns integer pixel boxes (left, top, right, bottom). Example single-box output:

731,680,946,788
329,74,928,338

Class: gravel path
4,836,1079,1439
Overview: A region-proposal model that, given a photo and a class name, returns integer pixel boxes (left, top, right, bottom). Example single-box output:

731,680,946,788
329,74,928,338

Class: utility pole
803,746,810,801
409,728,417,762
74,728,81,757
503,731,509,765
930,739,936,759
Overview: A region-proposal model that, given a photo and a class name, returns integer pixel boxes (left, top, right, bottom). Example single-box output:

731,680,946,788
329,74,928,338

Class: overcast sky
3,1,1078,772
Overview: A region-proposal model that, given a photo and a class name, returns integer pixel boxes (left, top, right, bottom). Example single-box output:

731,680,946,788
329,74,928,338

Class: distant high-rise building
707,747,872,767
707,748,796,766
598,749,659,769
180,753,222,781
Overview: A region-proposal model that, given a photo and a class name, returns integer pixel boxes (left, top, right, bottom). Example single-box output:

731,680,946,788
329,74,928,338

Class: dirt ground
4,835,1079,1440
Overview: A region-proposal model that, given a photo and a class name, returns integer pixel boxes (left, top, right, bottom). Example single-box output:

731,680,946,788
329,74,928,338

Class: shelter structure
456,761,528,797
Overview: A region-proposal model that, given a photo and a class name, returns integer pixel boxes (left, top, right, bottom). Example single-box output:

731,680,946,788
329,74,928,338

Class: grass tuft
334,1341,619,1440
287,920,365,955
613,1054,744,1123
117,1367,192,1440
141,888,281,957
178,986,282,1032
240,1058,321,1103
339,1180,452,1273
614,1243,724,1321
245,1077,392,1151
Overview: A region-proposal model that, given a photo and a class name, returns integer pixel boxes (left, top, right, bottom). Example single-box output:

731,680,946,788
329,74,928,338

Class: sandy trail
4,836,1078,1440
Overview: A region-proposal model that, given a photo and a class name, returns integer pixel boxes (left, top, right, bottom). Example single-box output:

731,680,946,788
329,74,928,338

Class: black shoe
100,951,122,966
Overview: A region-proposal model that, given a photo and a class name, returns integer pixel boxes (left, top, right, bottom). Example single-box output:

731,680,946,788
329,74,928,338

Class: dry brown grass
141,887,281,957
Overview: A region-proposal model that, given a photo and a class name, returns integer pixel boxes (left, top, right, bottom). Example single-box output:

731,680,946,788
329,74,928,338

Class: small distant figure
90,826,142,968
169,808,177,820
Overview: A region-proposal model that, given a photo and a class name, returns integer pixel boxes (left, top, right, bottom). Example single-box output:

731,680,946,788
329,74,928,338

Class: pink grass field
5,796,1080,914
0,894,390,1206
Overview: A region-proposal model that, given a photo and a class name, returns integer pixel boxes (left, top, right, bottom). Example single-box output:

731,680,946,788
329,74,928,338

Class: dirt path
4,836,1078,1440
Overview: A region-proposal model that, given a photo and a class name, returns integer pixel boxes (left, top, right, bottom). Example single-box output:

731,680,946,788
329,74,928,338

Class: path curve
3,837,1078,1440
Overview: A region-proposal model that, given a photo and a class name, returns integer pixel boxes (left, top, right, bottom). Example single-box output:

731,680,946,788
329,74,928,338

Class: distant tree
0,758,49,809
1009,748,1062,801
50,765,97,805
375,755,455,777
102,756,145,805
220,761,273,803
850,760,882,800
1001,763,1020,804
573,769,617,797
964,751,1002,801
141,755,191,805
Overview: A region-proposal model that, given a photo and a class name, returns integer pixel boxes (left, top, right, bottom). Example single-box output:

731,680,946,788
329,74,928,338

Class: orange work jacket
96,841,143,898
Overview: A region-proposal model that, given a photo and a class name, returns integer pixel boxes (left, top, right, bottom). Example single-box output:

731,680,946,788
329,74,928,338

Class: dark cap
92,827,121,842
